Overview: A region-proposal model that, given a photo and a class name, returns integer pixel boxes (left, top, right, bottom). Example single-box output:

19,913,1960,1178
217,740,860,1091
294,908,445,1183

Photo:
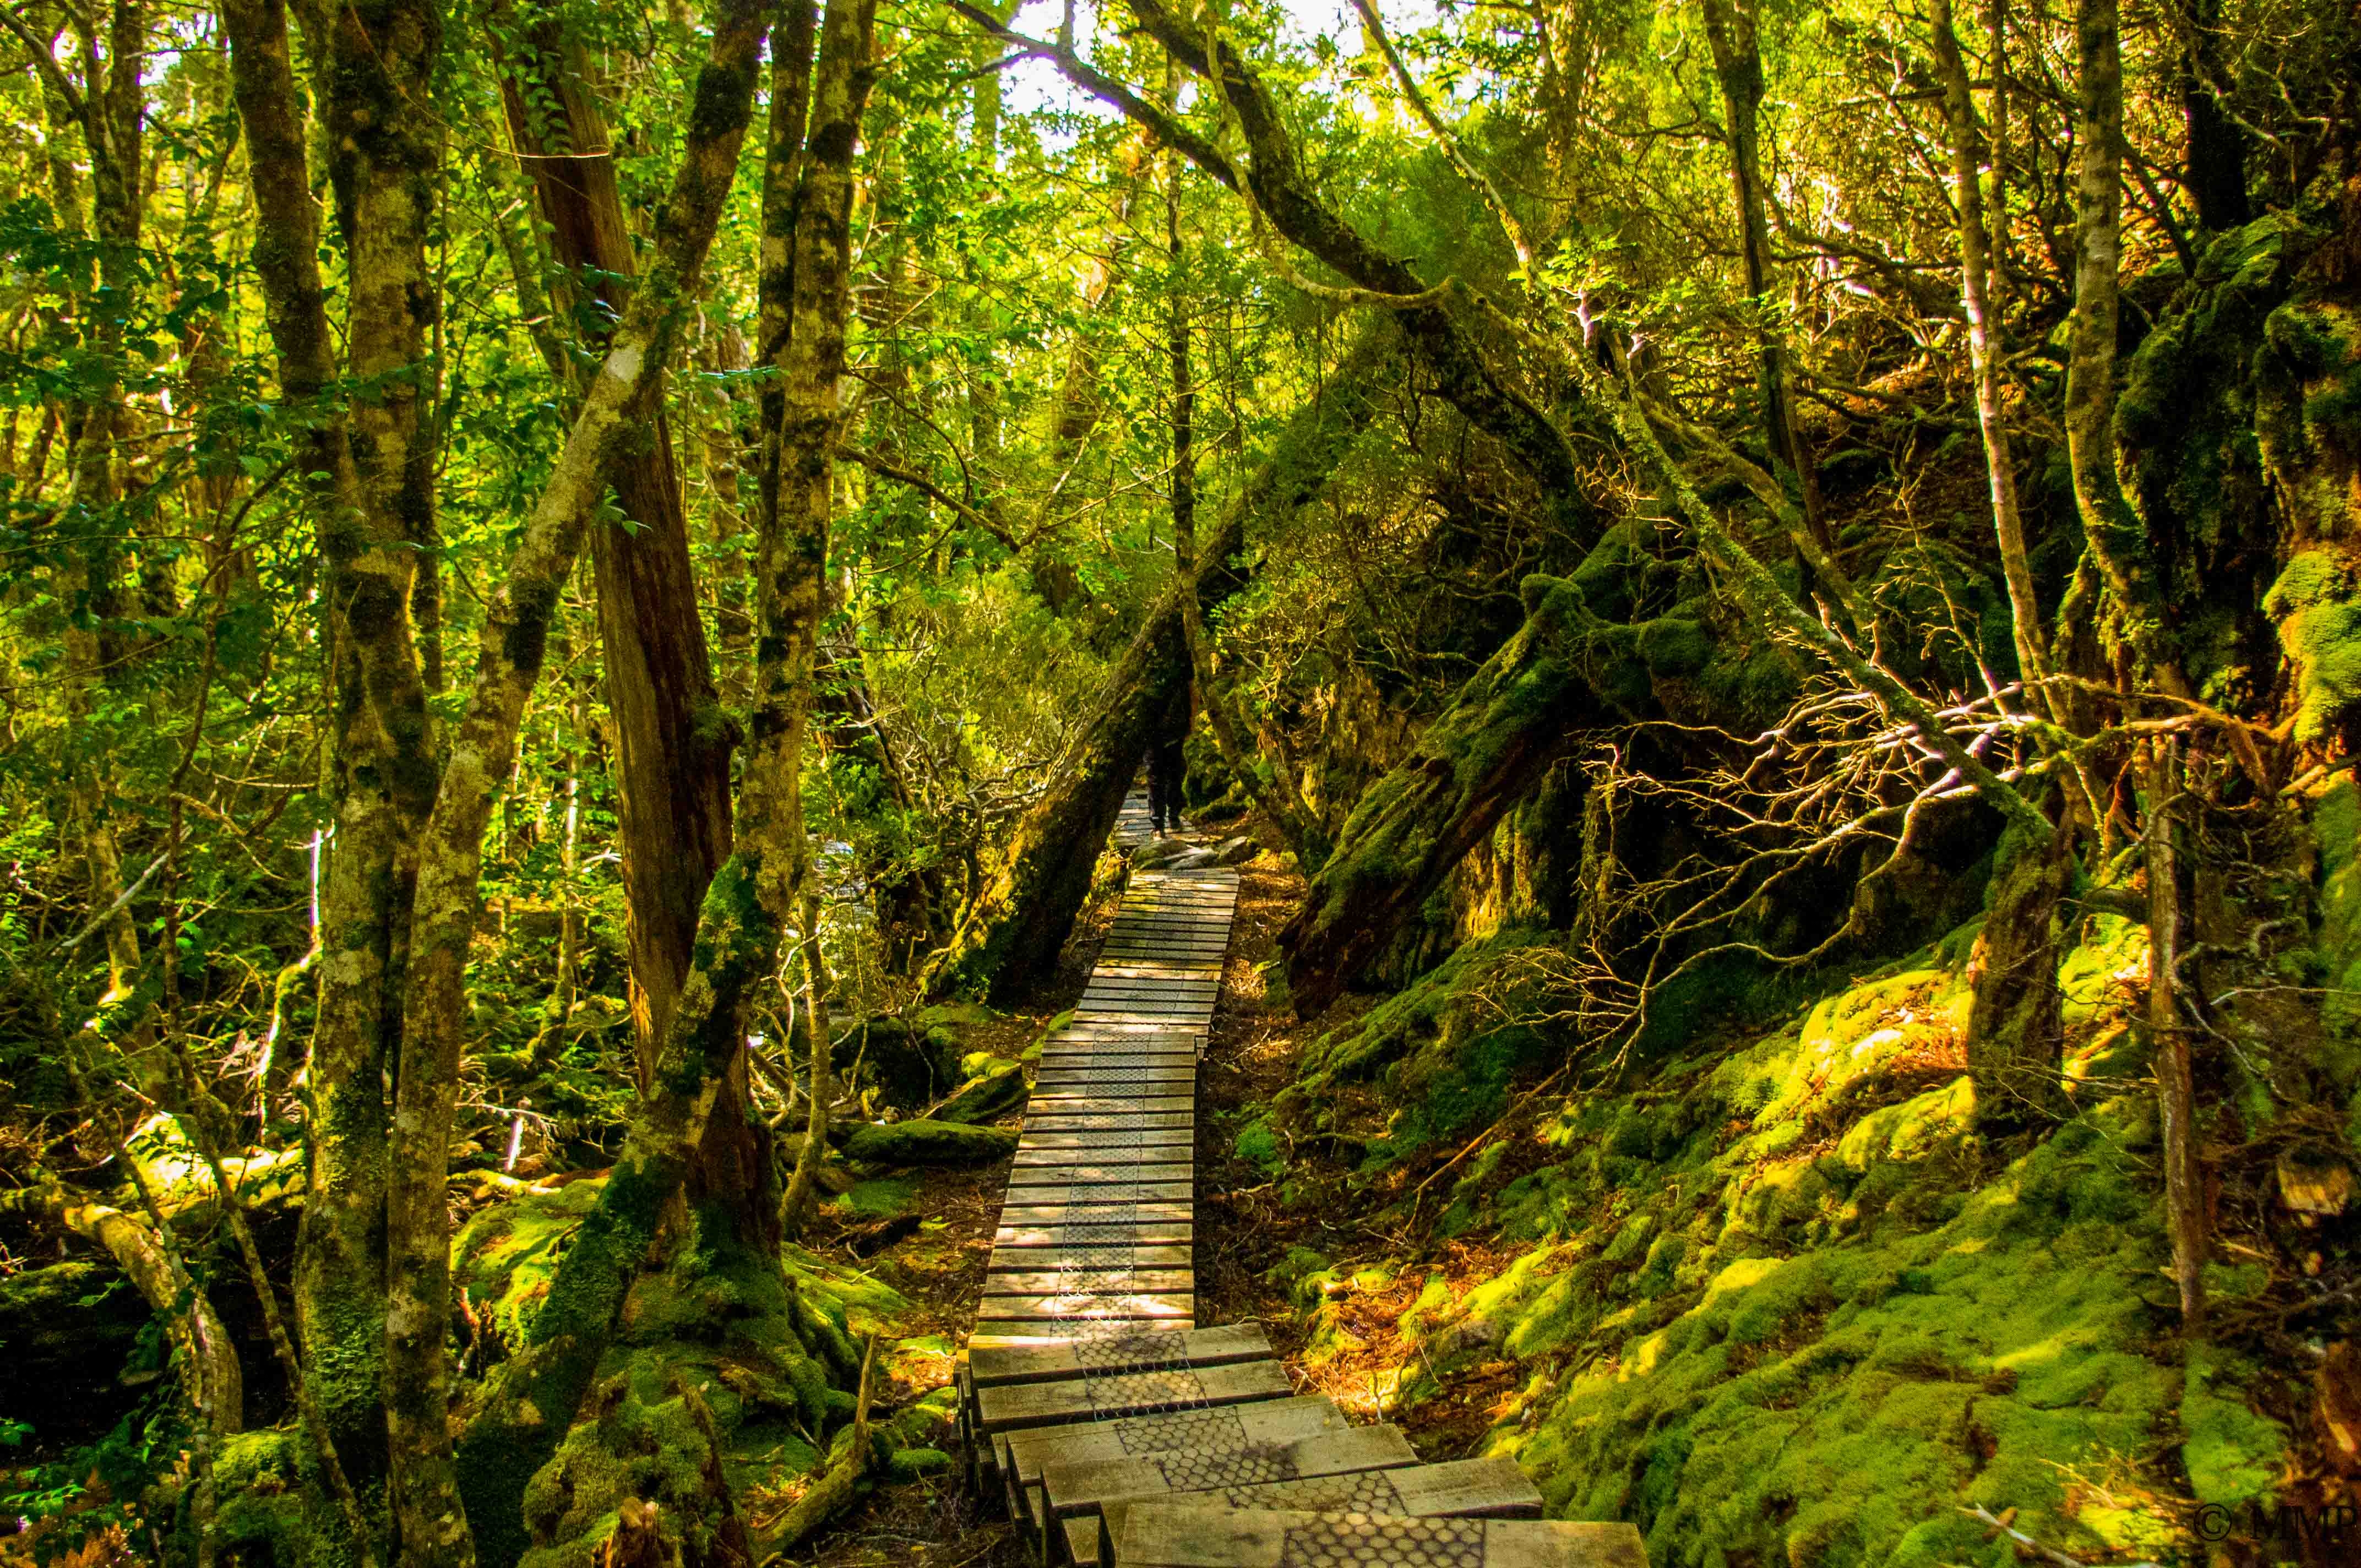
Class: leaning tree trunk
1279,574,1642,1017
0,1178,242,1439
451,8,870,1563
924,322,1399,1004
495,17,765,1246
380,6,771,1564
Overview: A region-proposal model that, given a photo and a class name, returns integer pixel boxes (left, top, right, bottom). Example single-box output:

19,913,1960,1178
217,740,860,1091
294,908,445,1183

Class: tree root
768,1333,880,1550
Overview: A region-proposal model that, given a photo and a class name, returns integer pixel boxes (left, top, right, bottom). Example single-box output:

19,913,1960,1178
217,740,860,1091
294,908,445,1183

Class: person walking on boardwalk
1146,680,1193,837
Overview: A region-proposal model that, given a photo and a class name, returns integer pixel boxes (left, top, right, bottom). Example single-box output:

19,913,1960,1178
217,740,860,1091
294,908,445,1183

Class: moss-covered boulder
934,1058,1026,1125
840,1118,1017,1167
830,1017,960,1111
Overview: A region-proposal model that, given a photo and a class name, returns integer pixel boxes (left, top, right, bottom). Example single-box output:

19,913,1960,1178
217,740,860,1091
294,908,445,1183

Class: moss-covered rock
831,1017,959,1112
840,1118,1016,1166
932,1058,1026,1125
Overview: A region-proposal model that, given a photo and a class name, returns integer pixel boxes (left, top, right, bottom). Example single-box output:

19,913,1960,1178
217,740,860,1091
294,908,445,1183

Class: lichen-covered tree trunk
754,0,878,1229
1279,578,1628,1017
224,0,442,1491
380,7,771,1563
1964,809,2073,1130
924,323,1399,1004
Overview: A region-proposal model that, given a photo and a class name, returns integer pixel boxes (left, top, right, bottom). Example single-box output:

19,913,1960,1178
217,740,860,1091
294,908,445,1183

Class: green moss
209,1430,326,1568
833,1175,921,1218
841,1118,1016,1166
453,1178,611,1347
2265,547,2361,745
933,1058,1026,1125
1234,1113,1285,1175
2180,1347,2284,1506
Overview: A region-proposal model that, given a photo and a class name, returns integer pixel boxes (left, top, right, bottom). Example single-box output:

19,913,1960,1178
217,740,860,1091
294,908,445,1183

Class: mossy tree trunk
924,323,1397,1004
382,6,772,1563
753,0,877,1234
454,8,875,1562
1964,808,2074,1131
223,0,445,1498
1279,578,1640,1017
2065,0,2190,701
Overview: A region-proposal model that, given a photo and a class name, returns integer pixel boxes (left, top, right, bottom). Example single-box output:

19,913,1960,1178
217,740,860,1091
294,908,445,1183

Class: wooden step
975,1291,1194,1325
1017,1130,1194,1152
972,1319,1194,1349
1103,1505,1647,1568
989,1243,1193,1272
975,1358,1289,1434
1085,1456,1543,1561
985,1268,1193,1296
1043,1425,1419,1551
1007,1162,1192,1186
999,1394,1346,1522
1067,1460,1543,1565
968,1324,1269,1388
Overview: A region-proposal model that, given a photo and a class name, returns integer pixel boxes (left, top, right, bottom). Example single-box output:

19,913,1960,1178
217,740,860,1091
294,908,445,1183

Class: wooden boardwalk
955,794,1642,1568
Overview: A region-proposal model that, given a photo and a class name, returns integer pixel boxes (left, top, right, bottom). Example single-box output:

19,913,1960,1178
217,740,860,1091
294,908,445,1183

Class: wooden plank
968,1324,1269,1388
1044,1425,1418,1521
1092,1456,1542,1559
1002,1396,1346,1494
1015,1141,1190,1164
990,1243,1192,1271
1024,1096,1190,1109
1024,1115,1194,1132
985,1268,1193,1296
1018,1129,1194,1150
975,1291,1193,1323
996,1222,1192,1249
1026,1097,1196,1113
996,1199,1190,1224
999,1180,1191,1205
1007,1162,1191,1186
972,1319,1195,1349
975,1357,1286,1433
1106,1506,1649,1568
1064,1515,1104,1568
